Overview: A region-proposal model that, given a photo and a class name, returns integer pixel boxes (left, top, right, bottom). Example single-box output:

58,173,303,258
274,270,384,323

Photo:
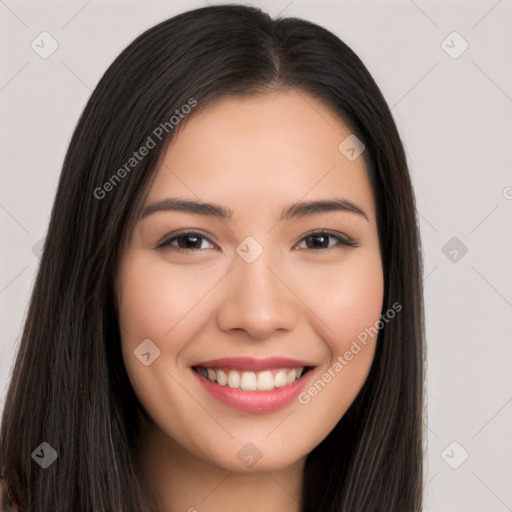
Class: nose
217,252,300,340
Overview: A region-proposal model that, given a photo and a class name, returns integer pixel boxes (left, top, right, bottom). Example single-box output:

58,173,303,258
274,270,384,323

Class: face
116,89,384,474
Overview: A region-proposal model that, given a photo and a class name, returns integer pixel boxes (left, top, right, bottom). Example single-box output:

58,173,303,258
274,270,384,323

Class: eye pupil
306,235,329,249
178,235,201,249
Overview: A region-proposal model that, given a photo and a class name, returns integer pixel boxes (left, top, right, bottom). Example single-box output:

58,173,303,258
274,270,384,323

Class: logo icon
441,31,469,59
442,236,468,263
338,134,365,161
31,32,59,59
236,236,263,264
236,442,262,468
31,442,58,468
32,237,46,259
134,339,161,366
441,441,469,469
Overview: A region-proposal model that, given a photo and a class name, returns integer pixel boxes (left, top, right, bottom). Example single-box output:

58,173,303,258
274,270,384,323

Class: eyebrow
139,197,369,222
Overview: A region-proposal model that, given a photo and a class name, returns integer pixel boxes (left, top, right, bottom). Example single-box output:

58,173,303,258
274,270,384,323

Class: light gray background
1,0,511,510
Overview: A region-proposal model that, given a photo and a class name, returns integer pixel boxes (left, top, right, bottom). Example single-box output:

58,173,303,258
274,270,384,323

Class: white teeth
198,366,305,390
257,370,274,390
216,369,228,386
286,369,297,385
240,371,257,391
227,370,240,389
274,370,288,388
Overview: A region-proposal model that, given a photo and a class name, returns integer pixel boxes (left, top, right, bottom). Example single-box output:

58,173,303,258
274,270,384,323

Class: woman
0,4,425,511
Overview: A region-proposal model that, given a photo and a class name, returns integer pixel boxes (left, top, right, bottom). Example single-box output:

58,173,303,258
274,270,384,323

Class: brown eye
158,231,216,251
295,230,358,250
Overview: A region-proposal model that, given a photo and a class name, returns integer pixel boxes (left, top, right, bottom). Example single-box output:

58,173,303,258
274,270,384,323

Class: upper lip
192,356,315,371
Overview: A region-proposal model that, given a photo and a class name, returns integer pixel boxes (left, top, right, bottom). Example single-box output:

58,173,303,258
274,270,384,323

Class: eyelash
156,229,359,252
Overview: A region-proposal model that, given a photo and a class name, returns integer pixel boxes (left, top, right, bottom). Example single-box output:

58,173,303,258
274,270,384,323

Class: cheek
115,253,214,402
115,253,214,427
290,250,384,442
294,248,384,347
117,254,209,347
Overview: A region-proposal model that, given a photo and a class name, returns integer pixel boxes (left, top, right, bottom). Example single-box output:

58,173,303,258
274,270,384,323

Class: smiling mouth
192,366,314,391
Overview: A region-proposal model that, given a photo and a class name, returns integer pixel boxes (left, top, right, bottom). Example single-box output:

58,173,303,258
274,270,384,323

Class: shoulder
0,476,18,512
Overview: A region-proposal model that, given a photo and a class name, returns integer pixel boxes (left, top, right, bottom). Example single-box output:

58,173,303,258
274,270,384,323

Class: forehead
146,90,375,220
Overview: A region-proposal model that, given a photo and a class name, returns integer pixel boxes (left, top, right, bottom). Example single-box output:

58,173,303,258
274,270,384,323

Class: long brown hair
0,5,425,510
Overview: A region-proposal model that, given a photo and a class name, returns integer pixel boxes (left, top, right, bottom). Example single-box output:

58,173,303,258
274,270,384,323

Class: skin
115,89,384,512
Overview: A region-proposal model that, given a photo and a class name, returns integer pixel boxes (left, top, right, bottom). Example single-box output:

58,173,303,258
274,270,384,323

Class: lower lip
193,369,314,414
